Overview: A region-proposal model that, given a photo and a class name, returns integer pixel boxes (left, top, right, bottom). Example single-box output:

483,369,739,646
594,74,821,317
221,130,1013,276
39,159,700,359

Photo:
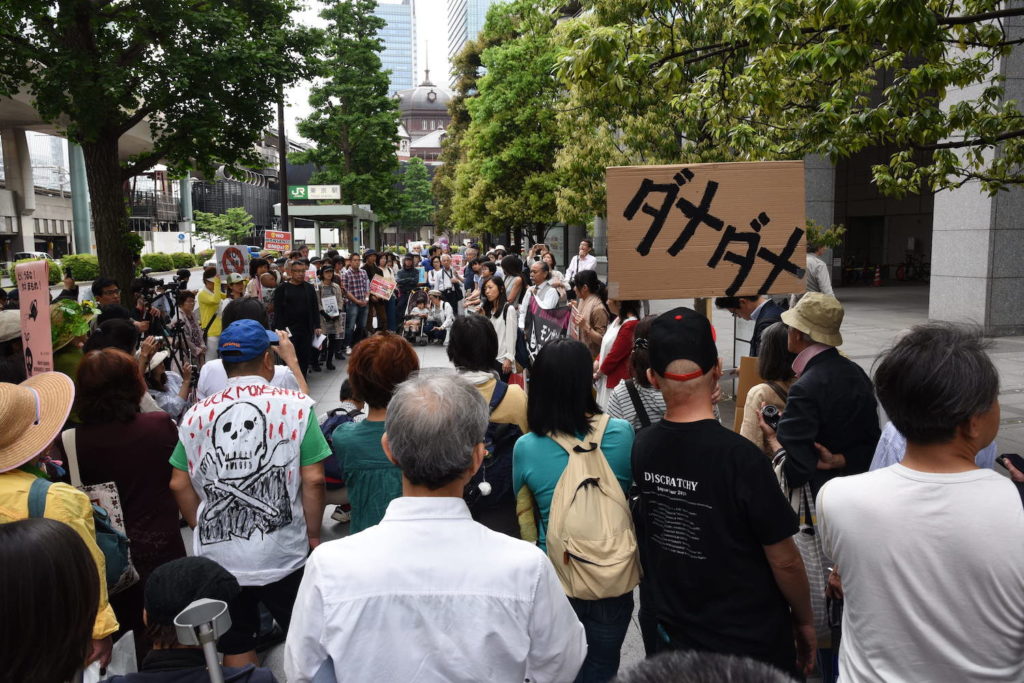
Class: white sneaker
345,346,353,354
331,506,351,523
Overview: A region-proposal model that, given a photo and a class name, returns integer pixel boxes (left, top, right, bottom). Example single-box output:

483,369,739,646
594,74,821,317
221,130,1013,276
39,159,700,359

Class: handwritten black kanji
624,168,695,256
756,227,806,294
707,213,772,296
668,180,725,256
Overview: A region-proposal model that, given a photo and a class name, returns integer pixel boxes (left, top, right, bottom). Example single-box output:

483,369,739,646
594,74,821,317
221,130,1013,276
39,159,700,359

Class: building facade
447,0,497,76
396,72,453,143
374,0,417,97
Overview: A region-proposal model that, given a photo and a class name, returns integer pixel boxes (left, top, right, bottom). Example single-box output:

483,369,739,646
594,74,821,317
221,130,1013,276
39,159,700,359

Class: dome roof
396,71,453,113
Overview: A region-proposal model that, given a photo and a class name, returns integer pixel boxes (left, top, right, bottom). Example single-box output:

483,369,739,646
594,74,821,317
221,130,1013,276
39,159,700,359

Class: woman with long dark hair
500,254,525,306
481,275,519,377
0,518,100,683
572,269,609,359
605,316,667,432
512,338,635,681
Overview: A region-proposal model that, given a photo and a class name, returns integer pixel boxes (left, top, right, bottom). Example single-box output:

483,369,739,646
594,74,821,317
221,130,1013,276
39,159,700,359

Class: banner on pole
16,260,53,376
524,297,572,361
606,161,807,300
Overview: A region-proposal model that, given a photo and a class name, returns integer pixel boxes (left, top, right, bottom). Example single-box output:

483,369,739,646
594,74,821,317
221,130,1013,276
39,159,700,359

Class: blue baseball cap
218,319,278,363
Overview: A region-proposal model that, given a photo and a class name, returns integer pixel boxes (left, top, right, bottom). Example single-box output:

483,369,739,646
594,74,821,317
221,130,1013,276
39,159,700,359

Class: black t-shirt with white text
632,418,798,671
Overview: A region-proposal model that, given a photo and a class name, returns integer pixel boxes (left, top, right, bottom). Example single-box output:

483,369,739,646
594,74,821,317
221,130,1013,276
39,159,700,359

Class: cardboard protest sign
264,230,291,251
607,161,807,300
369,275,397,300
524,298,572,361
452,254,464,269
215,245,250,280
732,356,764,433
16,261,53,376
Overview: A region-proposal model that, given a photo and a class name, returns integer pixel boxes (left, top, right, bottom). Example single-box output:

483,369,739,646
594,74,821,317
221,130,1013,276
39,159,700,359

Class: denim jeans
344,301,368,348
386,296,398,332
568,591,634,683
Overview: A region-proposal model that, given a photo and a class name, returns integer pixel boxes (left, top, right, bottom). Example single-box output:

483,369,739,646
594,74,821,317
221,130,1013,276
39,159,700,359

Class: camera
761,404,781,432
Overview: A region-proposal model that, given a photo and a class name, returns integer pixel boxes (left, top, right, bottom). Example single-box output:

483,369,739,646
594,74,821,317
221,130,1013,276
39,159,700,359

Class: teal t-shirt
170,411,330,470
332,420,401,534
512,417,634,551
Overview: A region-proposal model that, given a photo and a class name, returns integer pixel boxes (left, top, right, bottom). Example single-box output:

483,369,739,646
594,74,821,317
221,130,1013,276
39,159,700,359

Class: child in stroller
402,290,430,345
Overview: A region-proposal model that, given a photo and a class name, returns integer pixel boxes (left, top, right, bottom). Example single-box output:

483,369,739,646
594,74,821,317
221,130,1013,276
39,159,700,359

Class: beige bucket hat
781,292,844,347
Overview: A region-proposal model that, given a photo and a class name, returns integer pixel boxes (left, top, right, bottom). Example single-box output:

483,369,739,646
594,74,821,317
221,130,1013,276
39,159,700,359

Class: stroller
402,290,430,346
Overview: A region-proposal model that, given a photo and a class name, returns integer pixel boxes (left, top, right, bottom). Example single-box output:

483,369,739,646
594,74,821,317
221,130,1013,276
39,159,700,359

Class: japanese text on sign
606,161,807,300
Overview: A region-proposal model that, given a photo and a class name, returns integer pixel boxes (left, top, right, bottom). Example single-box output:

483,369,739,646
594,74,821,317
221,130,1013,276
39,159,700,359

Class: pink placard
16,260,53,376
369,275,396,300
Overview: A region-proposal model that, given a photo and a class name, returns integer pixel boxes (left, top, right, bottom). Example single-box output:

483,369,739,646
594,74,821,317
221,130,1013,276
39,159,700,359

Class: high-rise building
374,0,417,97
447,0,498,77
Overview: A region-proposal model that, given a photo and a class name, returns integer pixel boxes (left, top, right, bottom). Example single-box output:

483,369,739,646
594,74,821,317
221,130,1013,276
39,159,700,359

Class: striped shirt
606,380,667,432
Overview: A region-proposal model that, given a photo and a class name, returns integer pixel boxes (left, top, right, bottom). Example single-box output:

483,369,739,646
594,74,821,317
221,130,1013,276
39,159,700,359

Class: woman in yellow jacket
197,265,226,362
0,373,119,668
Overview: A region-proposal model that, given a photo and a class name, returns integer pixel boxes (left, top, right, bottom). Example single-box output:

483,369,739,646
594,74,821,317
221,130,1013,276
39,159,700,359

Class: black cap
648,307,718,380
144,557,241,625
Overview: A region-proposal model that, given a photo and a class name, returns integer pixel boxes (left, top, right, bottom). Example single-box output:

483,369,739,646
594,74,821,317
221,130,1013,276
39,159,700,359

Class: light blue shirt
869,421,998,471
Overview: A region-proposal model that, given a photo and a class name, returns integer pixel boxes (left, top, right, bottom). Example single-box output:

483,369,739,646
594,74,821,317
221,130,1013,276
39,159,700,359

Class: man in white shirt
817,322,1024,683
519,260,561,329
790,241,834,307
564,238,597,284
284,374,587,683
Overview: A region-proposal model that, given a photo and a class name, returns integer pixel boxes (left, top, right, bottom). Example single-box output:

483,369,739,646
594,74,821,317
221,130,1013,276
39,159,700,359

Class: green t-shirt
332,420,402,534
170,411,330,471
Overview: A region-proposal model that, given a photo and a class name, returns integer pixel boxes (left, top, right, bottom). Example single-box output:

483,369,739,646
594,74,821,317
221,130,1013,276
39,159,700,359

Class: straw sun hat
0,372,75,473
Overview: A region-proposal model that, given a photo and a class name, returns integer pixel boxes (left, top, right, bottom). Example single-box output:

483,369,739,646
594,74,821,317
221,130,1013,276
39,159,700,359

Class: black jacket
396,266,421,294
107,649,277,683
749,300,783,356
778,347,880,494
272,281,319,336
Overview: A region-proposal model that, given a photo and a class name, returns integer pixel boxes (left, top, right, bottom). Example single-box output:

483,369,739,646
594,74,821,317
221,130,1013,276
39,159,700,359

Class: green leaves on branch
293,0,401,221
194,208,255,247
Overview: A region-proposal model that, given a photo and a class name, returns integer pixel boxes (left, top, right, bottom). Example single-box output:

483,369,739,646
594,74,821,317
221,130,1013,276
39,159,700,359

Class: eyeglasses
102,288,121,296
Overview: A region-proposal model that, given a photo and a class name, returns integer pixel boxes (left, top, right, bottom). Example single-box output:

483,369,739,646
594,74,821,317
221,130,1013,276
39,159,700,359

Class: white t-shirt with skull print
173,376,328,586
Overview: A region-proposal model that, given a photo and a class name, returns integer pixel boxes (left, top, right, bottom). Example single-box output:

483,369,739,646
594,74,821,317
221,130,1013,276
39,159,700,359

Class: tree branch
938,7,1024,26
118,105,156,136
916,128,1024,150
120,150,164,181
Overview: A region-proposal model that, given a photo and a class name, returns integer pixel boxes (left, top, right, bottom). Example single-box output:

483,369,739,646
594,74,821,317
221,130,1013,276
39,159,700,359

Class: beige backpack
546,413,641,600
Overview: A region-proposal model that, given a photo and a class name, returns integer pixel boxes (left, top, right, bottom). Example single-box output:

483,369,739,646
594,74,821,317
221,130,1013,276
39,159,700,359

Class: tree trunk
81,137,135,307
533,223,546,245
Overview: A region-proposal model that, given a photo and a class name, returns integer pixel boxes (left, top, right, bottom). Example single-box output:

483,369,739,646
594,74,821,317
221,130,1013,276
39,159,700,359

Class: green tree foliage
433,38,485,232
171,252,198,269
559,0,1024,198
294,0,401,219
447,0,564,241
0,0,318,302
194,208,256,247
141,253,175,272
62,254,101,281
399,158,435,229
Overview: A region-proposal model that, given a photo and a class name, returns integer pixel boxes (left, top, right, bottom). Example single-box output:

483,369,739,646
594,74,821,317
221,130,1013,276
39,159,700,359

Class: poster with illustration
16,260,53,376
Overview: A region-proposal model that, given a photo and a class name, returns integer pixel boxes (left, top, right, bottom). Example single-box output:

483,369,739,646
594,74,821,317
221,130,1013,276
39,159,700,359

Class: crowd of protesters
1,235,1023,683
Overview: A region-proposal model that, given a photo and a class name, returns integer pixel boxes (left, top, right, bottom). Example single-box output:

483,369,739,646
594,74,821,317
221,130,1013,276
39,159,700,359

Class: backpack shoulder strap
624,380,650,429
549,413,612,457
28,477,53,518
61,429,82,488
489,381,509,414
766,381,789,403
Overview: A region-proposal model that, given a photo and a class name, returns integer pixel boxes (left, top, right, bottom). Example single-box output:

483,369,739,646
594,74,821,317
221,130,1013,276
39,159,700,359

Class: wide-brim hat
147,350,170,372
0,310,21,343
0,372,75,472
781,292,844,347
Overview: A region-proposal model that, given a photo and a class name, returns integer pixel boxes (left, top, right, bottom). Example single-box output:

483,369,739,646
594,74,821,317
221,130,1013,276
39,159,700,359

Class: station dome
396,70,453,141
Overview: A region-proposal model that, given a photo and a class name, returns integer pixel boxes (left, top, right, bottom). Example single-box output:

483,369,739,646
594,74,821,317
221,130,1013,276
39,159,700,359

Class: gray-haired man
284,374,586,683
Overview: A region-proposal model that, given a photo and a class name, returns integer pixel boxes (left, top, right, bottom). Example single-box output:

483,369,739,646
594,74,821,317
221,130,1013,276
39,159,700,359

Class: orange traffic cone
873,266,881,287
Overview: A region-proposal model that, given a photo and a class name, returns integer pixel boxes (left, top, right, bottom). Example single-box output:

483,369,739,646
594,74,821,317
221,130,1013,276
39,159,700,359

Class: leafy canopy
194,208,256,247
398,157,435,228
293,0,401,219
559,0,1024,197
